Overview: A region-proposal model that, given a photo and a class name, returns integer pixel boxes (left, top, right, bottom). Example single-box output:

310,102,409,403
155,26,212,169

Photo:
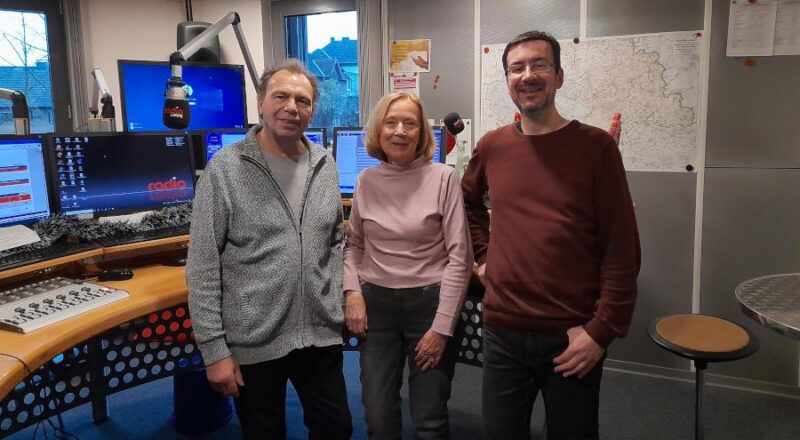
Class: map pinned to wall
481,31,702,171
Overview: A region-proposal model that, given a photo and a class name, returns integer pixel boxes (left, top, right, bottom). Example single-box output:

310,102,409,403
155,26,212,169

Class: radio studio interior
0,0,798,439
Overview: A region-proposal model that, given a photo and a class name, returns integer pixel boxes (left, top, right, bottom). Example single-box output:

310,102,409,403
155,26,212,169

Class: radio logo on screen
148,178,188,191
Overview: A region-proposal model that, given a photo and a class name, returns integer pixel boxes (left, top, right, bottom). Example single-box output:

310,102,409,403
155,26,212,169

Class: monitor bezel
198,127,250,169
331,126,368,199
304,127,328,150
46,131,197,218
0,134,55,227
117,59,248,133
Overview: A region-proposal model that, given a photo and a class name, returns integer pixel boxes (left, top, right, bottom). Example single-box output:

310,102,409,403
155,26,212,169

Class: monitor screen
332,126,447,197
118,60,247,132
432,126,446,163
0,136,52,226
50,133,195,216
203,129,248,166
332,128,378,197
304,128,327,148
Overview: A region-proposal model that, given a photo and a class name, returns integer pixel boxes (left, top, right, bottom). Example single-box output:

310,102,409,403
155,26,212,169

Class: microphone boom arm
169,11,260,93
90,68,115,119
0,87,30,135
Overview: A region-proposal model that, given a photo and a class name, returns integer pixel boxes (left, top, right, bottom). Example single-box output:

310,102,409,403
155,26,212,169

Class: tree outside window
0,9,54,134
285,11,359,145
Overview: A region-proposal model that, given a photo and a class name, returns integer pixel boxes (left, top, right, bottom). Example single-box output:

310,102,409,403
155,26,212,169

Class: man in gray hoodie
187,59,352,440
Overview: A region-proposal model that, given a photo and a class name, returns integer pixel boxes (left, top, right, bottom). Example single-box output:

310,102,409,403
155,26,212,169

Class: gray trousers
358,282,461,440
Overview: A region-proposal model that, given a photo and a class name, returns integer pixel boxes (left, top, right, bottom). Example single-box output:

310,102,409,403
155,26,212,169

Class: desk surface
0,265,189,398
735,273,800,339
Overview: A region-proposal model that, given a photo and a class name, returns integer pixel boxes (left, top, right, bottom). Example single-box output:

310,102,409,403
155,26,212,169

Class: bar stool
648,314,758,440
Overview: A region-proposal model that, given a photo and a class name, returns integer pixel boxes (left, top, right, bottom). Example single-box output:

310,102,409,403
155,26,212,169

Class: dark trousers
234,345,353,440
482,324,604,440
359,283,461,440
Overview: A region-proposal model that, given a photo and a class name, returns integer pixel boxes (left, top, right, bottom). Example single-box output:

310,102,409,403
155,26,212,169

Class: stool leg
694,360,707,440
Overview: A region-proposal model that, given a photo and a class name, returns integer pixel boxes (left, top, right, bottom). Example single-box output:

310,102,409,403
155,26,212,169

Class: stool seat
648,314,758,440
650,314,758,362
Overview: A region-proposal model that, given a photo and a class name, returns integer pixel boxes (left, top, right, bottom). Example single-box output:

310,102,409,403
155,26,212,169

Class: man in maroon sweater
461,31,641,439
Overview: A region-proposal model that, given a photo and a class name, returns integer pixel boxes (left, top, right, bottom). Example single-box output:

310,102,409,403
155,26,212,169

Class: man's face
505,40,564,116
258,70,314,141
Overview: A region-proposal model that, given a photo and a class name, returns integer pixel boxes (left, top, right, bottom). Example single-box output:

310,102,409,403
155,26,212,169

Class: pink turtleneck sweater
343,156,474,336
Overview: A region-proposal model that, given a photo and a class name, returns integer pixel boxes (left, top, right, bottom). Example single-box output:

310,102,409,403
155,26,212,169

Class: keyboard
93,224,190,247
0,277,129,333
0,241,101,272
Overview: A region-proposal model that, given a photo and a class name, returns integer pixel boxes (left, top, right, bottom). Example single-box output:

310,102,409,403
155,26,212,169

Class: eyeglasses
383,119,420,131
506,61,554,76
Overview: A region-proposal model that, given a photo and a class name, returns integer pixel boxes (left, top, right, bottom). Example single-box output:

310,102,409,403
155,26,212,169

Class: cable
0,353,79,439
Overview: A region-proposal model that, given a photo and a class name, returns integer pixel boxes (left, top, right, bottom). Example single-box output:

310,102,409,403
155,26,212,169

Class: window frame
0,0,72,132
270,0,356,66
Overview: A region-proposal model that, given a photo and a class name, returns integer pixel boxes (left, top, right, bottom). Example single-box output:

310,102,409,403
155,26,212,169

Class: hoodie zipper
242,153,327,345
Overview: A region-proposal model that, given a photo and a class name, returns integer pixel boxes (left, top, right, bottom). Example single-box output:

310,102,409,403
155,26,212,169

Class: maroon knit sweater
461,121,640,348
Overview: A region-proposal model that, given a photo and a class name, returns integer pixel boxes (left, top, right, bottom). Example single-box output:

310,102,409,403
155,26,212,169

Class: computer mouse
161,257,187,267
98,268,134,281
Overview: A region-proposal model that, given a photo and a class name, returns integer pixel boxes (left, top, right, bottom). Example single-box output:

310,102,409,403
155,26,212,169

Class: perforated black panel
97,304,201,395
458,297,484,367
0,344,93,433
0,303,200,437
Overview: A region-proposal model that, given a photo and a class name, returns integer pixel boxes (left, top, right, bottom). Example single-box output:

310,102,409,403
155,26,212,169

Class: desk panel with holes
0,290,487,436
341,289,485,367
0,303,199,436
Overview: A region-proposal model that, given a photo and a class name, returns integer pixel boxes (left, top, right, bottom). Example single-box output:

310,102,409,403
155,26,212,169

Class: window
284,10,359,142
0,0,71,134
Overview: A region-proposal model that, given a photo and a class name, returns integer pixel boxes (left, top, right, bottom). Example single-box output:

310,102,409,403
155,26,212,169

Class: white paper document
726,0,778,56
774,0,800,55
389,72,420,96
98,211,152,224
0,225,41,252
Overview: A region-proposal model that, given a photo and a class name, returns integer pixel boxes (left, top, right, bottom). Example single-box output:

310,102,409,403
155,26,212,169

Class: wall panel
610,172,696,369
387,0,474,120
701,168,800,386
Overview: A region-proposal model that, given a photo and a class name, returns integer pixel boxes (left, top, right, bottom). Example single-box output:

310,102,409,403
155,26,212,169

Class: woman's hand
415,330,447,371
345,290,367,337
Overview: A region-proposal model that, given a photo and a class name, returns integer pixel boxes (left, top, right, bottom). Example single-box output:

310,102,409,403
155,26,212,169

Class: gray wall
699,0,800,386
384,0,800,390
386,0,474,121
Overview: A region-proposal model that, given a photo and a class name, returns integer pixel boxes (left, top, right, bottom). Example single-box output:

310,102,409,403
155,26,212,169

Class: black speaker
177,21,220,63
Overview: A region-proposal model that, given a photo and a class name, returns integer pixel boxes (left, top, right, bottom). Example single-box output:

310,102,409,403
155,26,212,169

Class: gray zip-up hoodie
187,125,345,366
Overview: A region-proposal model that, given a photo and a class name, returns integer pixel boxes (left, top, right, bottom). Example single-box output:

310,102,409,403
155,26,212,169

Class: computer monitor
304,128,327,148
332,127,378,198
432,126,446,163
201,128,248,168
332,126,448,197
49,133,195,217
0,135,52,226
118,60,247,132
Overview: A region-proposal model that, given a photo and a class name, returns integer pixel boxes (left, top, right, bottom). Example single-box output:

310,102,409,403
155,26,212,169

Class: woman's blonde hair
364,92,436,162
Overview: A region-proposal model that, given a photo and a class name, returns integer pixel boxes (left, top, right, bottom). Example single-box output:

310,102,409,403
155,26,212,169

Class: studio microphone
163,76,190,129
443,112,465,155
443,112,465,136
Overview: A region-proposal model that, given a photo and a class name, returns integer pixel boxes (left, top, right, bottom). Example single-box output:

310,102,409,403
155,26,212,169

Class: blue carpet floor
6,351,800,439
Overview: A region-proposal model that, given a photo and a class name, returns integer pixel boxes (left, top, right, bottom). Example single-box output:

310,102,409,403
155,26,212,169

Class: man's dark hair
502,31,562,74
256,58,320,106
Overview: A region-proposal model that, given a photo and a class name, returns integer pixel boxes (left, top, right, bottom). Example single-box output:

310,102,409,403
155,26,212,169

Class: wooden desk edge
0,236,190,281
0,248,104,281
101,234,189,255
0,265,190,399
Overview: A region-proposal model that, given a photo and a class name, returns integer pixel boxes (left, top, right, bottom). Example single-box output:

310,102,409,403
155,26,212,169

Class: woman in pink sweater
343,92,473,440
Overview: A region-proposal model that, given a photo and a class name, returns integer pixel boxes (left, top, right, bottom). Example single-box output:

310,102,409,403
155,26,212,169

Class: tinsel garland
0,204,192,257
